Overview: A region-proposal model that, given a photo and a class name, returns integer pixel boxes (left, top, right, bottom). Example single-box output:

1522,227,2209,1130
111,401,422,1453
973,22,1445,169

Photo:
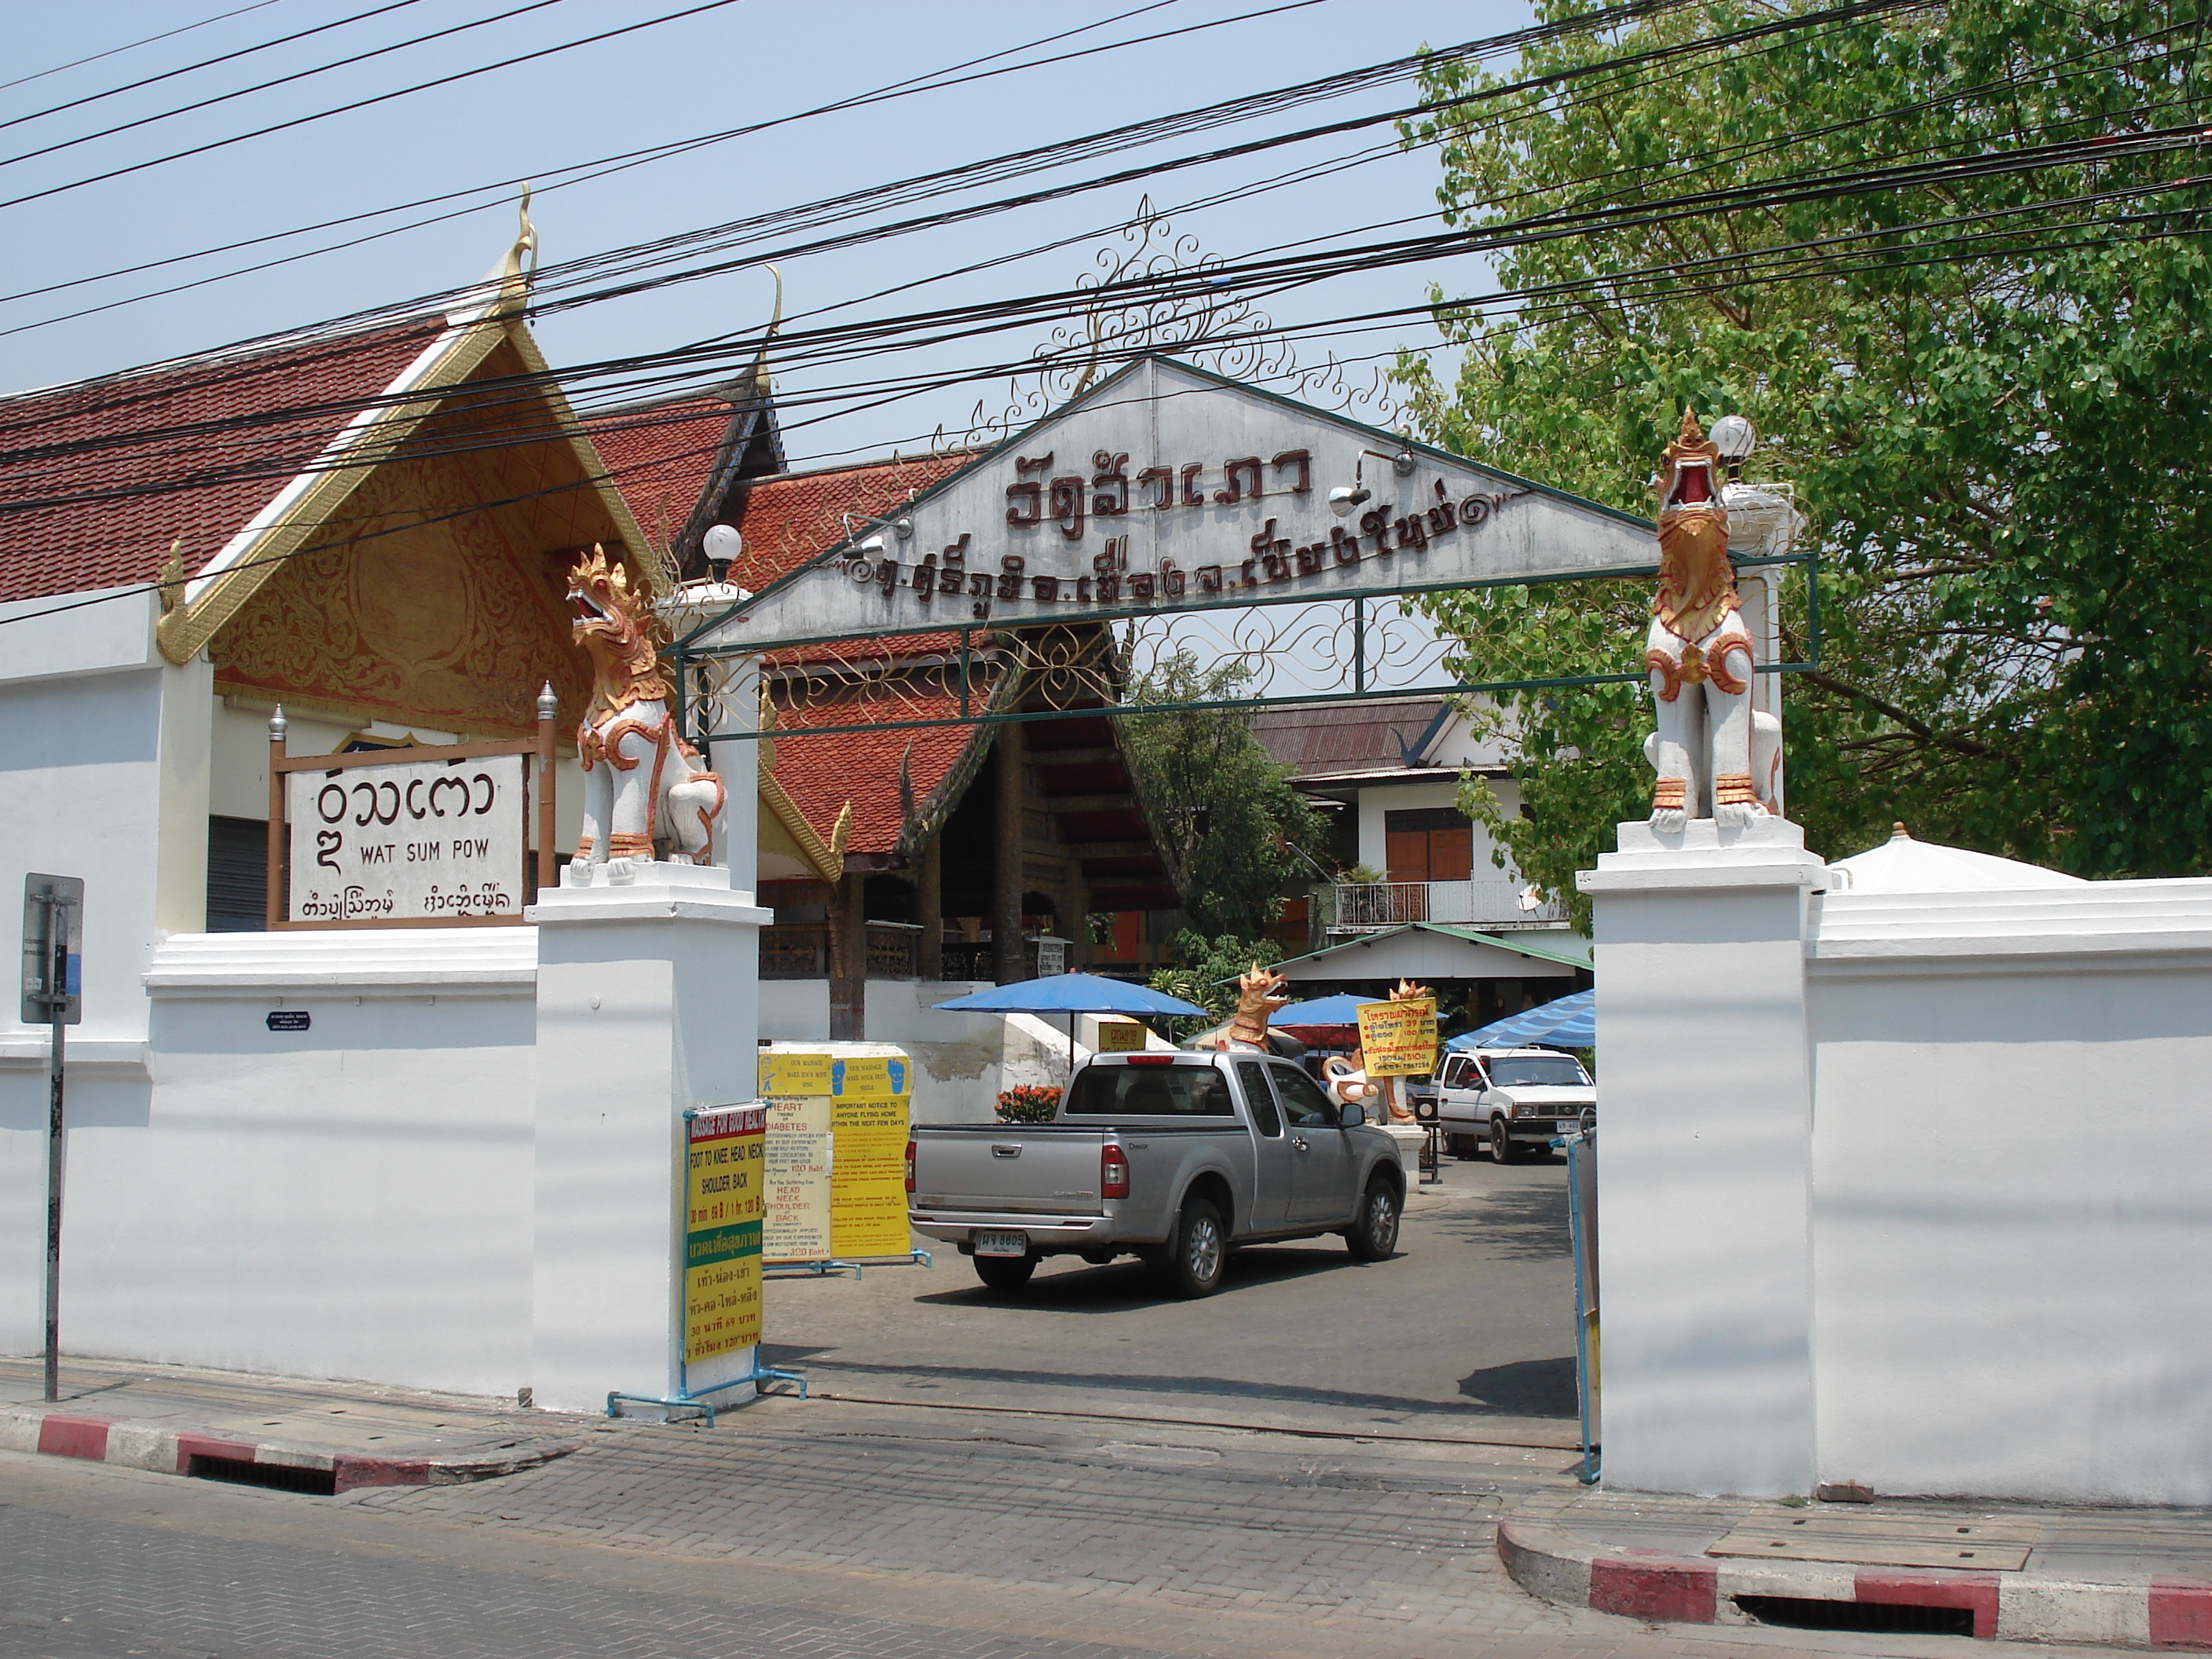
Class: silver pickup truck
906,1050,1406,1298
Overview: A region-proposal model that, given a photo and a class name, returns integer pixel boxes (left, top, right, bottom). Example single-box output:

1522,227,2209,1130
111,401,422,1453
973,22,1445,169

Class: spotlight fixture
1328,485,1372,518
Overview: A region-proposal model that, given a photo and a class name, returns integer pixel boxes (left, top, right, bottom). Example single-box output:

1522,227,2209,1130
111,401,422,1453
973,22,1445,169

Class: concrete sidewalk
0,1356,583,1493
1500,1485,2212,1650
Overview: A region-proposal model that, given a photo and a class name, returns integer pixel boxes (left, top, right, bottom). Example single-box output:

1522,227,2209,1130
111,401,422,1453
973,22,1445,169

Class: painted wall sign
286,753,526,923
265,1010,310,1032
1357,998,1439,1078
693,356,1657,654
683,1104,765,1366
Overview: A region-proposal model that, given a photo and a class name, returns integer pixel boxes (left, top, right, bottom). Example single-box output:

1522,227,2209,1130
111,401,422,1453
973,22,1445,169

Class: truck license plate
1556,1119,1580,1136
973,1229,1029,1258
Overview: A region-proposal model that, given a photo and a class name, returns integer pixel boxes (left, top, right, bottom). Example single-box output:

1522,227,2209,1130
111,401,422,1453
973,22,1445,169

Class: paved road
2,1406,2104,1659
767,1149,1584,1445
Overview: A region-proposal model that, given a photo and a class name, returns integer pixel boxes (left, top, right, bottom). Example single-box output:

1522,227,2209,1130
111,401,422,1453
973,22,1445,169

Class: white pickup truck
1435,1046,1596,1162
906,1050,1406,1298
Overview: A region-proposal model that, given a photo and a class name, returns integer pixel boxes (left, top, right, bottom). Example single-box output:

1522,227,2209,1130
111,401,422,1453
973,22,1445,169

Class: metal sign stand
764,1249,932,1283
606,1106,808,1427
21,875,83,1405
1556,1123,1602,1485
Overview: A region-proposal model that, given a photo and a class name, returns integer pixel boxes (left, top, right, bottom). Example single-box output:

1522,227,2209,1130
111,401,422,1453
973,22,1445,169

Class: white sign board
287,753,526,923
694,355,1660,653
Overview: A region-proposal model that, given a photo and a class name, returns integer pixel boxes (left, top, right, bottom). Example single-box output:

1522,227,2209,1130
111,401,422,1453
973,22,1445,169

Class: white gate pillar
1578,819,1828,1496
529,863,768,1412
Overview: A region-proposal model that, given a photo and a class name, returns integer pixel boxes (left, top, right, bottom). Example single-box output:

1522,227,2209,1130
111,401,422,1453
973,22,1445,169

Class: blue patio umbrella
935,973,1209,1064
1445,987,1596,1053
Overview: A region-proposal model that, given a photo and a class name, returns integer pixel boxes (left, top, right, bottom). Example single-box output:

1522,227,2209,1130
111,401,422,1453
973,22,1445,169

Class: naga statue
1321,979,1432,1124
1221,963,1289,1052
1644,411,1783,829
564,545,725,874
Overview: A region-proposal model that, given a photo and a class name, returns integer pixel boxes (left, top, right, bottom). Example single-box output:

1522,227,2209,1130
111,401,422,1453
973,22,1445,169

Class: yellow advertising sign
683,1105,764,1365
763,1095,833,1264
1094,1018,1149,1053
1357,998,1438,1077
831,1095,912,1258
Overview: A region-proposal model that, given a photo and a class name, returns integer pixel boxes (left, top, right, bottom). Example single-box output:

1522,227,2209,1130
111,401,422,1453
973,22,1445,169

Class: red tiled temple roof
0,320,446,605
580,394,731,548
723,452,970,592
770,681,987,856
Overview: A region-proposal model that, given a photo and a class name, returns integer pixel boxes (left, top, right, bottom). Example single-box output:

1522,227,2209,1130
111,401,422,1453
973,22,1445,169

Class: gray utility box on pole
22,873,82,1404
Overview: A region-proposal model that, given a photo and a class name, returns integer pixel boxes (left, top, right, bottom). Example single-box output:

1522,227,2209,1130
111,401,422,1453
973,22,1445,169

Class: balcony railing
1325,880,1569,932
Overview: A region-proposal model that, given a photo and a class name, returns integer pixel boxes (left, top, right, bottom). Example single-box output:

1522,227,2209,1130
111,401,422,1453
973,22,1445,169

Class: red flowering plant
996,1085,1062,1124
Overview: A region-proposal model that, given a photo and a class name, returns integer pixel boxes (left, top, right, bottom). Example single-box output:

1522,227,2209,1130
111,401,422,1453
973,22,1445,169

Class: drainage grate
185,1454,335,1496
1734,1595,1974,1637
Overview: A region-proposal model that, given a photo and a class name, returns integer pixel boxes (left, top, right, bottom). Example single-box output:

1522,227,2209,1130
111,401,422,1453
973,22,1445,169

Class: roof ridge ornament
493,183,537,318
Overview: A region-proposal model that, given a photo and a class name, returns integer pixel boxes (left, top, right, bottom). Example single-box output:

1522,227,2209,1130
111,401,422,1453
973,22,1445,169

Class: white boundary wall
1,929,538,1395
1584,822,2212,1504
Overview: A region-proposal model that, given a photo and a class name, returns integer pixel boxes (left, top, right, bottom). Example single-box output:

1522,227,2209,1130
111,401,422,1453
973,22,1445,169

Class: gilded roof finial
1892,821,1910,840
495,183,537,317
156,537,186,616
752,262,783,396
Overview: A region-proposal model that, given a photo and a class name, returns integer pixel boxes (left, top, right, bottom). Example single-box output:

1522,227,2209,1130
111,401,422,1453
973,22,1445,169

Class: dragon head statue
1222,961,1290,1052
1653,409,1737,643
566,544,669,718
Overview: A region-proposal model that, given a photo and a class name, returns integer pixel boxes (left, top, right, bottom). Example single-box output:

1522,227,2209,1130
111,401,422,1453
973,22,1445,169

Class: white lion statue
563,545,725,877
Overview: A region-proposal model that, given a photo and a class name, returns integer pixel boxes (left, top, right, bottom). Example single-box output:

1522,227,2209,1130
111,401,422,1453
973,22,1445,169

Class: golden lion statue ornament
1643,411,1782,828
564,546,725,875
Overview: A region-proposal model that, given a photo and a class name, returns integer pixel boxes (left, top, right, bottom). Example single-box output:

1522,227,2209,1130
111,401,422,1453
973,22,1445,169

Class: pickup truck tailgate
912,1127,1106,1214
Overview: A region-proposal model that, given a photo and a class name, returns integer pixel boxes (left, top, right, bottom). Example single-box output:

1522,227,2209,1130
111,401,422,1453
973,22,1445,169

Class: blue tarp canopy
933,973,1207,1017
1446,987,1595,1052
1269,994,1379,1027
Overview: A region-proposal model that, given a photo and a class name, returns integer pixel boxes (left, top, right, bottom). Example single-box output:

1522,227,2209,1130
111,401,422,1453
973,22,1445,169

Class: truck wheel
1489,1116,1521,1164
1346,1177,1401,1262
1160,1197,1226,1299
1449,1133,1481,1160
972,1253,1037,1291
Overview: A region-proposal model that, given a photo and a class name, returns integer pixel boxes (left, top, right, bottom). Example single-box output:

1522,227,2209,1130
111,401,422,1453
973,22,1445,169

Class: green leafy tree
1147,930,1285,1035
1394,0,2212,911
1119,650,1325,936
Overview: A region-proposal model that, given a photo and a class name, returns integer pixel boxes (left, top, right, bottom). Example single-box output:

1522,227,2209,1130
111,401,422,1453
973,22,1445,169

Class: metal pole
43,895,66,1404
1566,1131,1598,1484
265,706,287,931
537,683,558,896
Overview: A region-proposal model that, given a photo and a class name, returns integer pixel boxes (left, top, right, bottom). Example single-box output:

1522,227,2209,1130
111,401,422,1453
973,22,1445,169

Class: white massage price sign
287,753,527,924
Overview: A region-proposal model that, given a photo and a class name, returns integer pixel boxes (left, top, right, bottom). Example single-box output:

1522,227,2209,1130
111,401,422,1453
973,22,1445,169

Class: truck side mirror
1339,1101,1367,1127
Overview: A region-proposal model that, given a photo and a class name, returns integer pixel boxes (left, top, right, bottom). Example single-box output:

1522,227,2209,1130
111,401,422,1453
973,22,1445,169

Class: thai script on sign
841,441,1525,620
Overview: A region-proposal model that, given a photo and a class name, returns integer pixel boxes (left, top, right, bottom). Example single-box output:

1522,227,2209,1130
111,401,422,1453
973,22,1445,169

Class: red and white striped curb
0,1406,576,1494
1499,1514,2212,1650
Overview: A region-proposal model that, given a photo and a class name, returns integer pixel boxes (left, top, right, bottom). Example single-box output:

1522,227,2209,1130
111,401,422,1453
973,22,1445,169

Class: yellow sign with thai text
683,1105,764,1365
1357,998,1438,1077
1094,1018,1148,1053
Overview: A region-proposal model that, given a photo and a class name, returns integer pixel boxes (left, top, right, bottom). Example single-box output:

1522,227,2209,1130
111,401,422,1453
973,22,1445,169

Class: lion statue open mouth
563,545,724,873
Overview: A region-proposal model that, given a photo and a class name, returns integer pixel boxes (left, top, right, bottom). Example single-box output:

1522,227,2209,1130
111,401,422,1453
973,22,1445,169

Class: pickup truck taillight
1101,1144,1130,1200
904,1137,917,1194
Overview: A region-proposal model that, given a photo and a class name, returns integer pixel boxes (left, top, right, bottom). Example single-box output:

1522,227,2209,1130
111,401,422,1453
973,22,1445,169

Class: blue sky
0,0,1534,464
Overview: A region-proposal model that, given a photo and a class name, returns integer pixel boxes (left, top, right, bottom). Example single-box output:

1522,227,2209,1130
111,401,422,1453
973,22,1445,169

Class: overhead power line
0,0,295,96
0,0,750,214
2,113,2200,500
0,0,1701,340
0,0,429,139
